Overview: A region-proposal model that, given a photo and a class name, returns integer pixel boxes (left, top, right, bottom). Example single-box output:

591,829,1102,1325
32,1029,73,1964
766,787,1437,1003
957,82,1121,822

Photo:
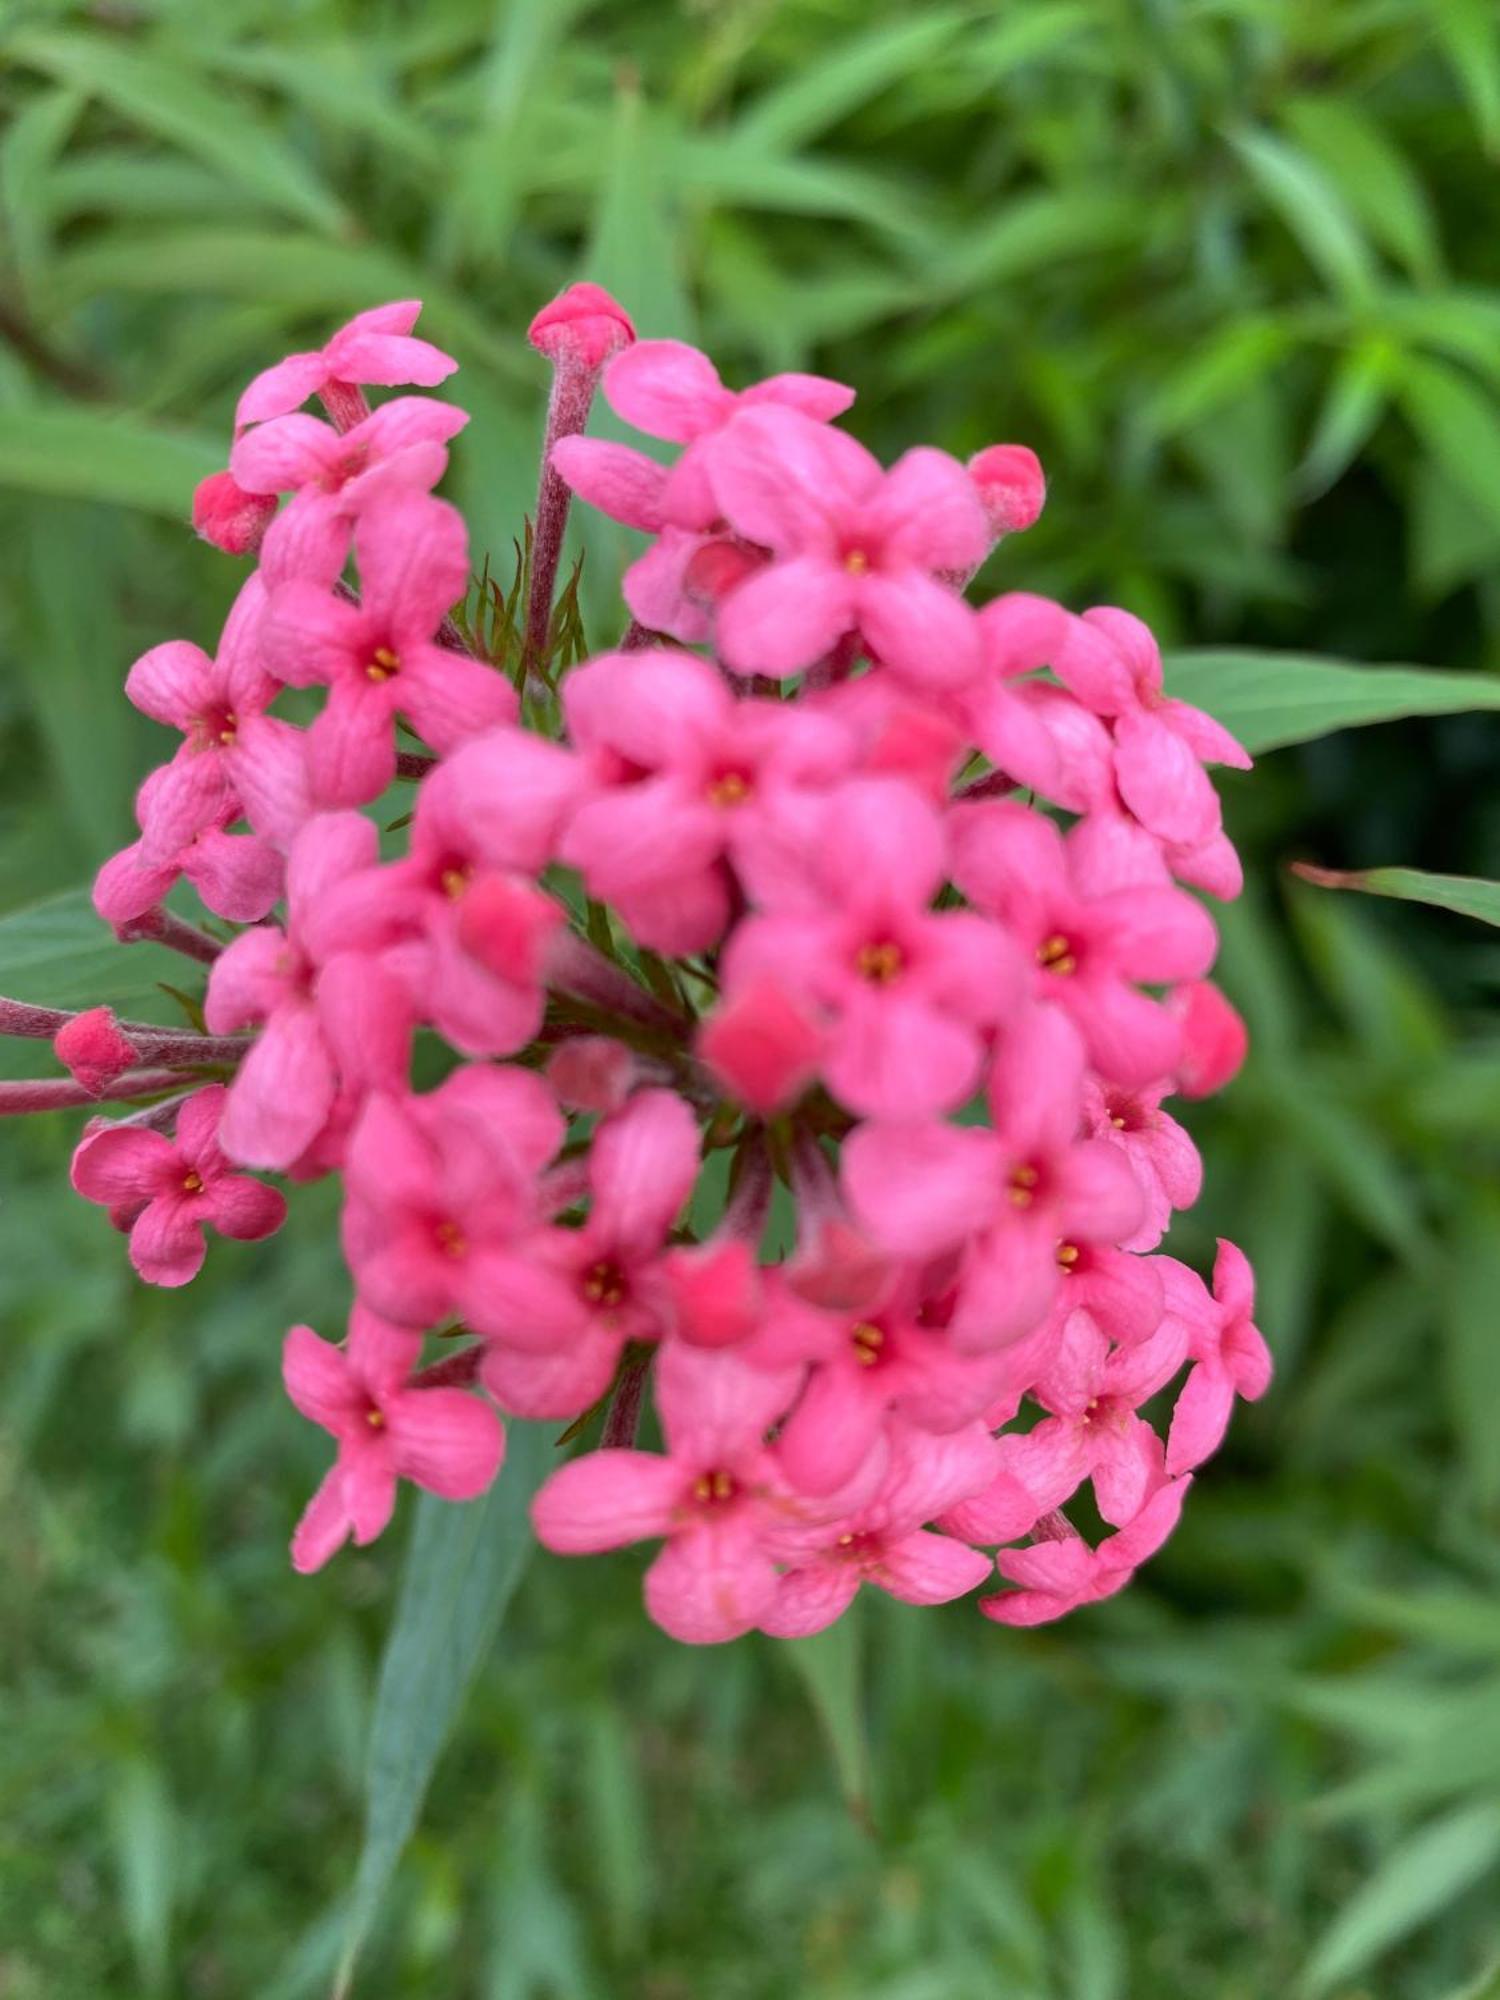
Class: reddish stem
0,1069,187,1115
413,1345,485,1391
113,907,222,964
601,1356,650,1448
525,357,603,684
318,380,370,434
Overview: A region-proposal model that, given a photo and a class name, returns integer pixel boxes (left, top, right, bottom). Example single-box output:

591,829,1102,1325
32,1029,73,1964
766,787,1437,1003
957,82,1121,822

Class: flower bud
527,283,636,371
968,444,1046,538
191,471,276,555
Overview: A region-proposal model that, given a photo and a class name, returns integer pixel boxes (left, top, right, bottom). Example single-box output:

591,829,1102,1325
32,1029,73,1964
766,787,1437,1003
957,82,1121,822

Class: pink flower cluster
2,286,1268,1638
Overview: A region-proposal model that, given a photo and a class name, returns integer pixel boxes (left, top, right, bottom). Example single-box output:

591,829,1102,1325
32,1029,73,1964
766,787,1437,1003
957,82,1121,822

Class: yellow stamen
1110,1114,1127,1130
365,1407,386,1430
435,1220,467,1258
218,713,238,747
181,1170,203,1194
1037,934,1077,977
439,865,470,900
706,770,752,809
843,549,870,574
856,939,905,984
851,1321,885,1367
581,1260,626,1308
1008,1163,1039,1209
366,645,401,682
1056,1241,1080,1270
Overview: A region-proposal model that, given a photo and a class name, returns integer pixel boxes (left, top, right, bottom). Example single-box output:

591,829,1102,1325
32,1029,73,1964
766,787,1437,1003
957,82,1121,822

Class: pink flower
1079,608,1252,850
262,492,514,806
979,1476,1192,1626
204,814,416,1169
71,1085,285,1286
705,406,988,684
842,1006,1144,1348
528,282,637,370
532,1340,860,1645
192,470,276,555
125,574,310,851
382,726,581,1055
232,396,470,589
1164,1241,1270,1474
967,444,1046,538
1082,1072,1202,1252
235,300,456,432
478,1089,701,1420
54,1007,140,1095
956,1307,1186,1538
718,779,1022,1118
1169,980,1249,1098
93,793,283,929
952,799,1216,1087
559,648,855,951
695,975,826,1117
760,1422,999,1636
284,1303,505,1572
340,1064,563,1331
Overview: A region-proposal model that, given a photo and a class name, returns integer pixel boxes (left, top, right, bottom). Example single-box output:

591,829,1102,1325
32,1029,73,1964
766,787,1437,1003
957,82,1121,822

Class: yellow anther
851,1321,885,1366
365,1407,386,1430
843,548,870,574
218,713,238,747
439,865,470,900
1008,1163,1039,1209
581,1260,626,1308
706,770,752,808
1056,1241,1080,1270
837,1532,855,1547
181,1170,204,1194
856,939,905,984
435,1220,467,1258
1037,934,1077,977
1110,1114,1127,1129
366,644,401,682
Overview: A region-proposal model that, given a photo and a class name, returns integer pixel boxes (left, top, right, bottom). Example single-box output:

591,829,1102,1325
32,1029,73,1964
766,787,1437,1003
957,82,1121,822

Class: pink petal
825,988,982,1118
551,435,668,531
229,413,339,495
355,492,469,637
715,556,854,679
708,405,878,552
290,1467,352,1573
562,646,726,764
125,640,214,728
128,1195,208,1286
305,681,397,807
390,1388,506,1499
235,350,332,431
219,1005,336,1171
400,647,519,755
777,1365,886,1497
843,1119,997,1258
1090,1419,1165,1527
655,1340,801,1467
816,777,946,911
283,1322,356,1430
230,715,313,844
1164,1362,1234,1474
1160,697,1252,770
643,1526,778,1644
204,1173,287,1242
1095,885,1218,982
261,580,363,688
203,925,292,1032
740,372,855,422
182,829,284,923
1113,710,1222,848
876,1530,992,1605
987,1002,1086,1159
857,570,981,689
603,339,730,442
532,1448,683,1552
71,1126,176,1205
758,1564,861,1638
589,1089,701,1251
479,1326,621,1420
864,447,988,570
326,327,456,390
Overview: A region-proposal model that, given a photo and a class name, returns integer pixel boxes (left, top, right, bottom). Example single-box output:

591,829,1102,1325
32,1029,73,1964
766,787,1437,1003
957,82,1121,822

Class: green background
4,2,1500,1994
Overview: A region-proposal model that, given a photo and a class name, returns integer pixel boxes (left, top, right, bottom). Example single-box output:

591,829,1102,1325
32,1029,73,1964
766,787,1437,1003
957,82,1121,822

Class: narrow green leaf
108,1758,175,1995
925,191,1136,298
736,11,968,152
1291,863,1500,930
0,404,218,515
1282,97,1441,283
1399,353,1500,535
1427,0,1500,154
1162,650,1500,752
1444,1196,1500,1506
778,1603,872,1829
1296,335,1397,496
1300,1803,1500,1997
8,29,348,234
1142,316,1293,438
335,1422,550,1994
1228,126,1376,301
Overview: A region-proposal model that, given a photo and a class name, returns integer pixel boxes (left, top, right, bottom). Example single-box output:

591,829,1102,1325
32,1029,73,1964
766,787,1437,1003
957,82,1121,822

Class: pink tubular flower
705,406,988,685
968,444,1046,538
951,799,1217,1088
477,1089,701,1420
528,282,637,371
559,648,855,952
125,574,310,851
1169,980,1249,1098
235,301,457,432
94,793,283,930
340,1065,564,1332
979,1475,1192,1626
232,396,470,589
760,1422,999,1636
696,975,826,1117
284,1303,505,1572
1082,1072,1202,1252
262,492,514,808
382,726,581,1056
531,1340,864,1645
718,779,1022,1119
842,1006,1145,1349
204,813,416,1170
71,1085,285,1286
1164,1241,1271,1474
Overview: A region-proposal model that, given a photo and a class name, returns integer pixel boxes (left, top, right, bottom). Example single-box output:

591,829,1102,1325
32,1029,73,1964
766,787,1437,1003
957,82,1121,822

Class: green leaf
0,404,219,516
735,11,969,152
1291,863,1500,929
1427,0,1500,155
924,191,1137,299
1444,1196,1500,1507
778,1602,872,1830
7,29,348,235
0,888,186,1014
1296,334,1397,496
108,1758,175,1996
1398,353,1500,535
1282,97,1441,284
1300,1803,1500,1997
335,1422,551,1995
1142,316,1294,439
1228,126,1376,301
1161,650,1500,752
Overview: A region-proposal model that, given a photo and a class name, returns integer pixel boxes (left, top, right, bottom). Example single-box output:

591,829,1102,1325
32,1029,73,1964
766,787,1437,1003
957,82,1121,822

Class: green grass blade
1162,649,1500,751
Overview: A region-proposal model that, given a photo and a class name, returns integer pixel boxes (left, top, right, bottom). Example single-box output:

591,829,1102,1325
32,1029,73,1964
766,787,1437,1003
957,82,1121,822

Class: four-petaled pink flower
532,1340,861,1645
560,647,855,952
1164,1240,1271,1474
719,779,1022,1118
235,300,456,431
706,406,988,685
478,1089,701,1420
284,1302,505,1572
760,1421,999,1636
1082,1071,1202,1252
263,492,515,807
980,1476,1192,1626
71,1085,285,1286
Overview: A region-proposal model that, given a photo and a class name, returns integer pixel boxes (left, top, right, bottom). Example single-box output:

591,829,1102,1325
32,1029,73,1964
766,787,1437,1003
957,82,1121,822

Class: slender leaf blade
1162,650,1500,751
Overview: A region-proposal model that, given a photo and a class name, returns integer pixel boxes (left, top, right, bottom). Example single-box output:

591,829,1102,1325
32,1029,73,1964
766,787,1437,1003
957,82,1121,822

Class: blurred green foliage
4,0,1500,1994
